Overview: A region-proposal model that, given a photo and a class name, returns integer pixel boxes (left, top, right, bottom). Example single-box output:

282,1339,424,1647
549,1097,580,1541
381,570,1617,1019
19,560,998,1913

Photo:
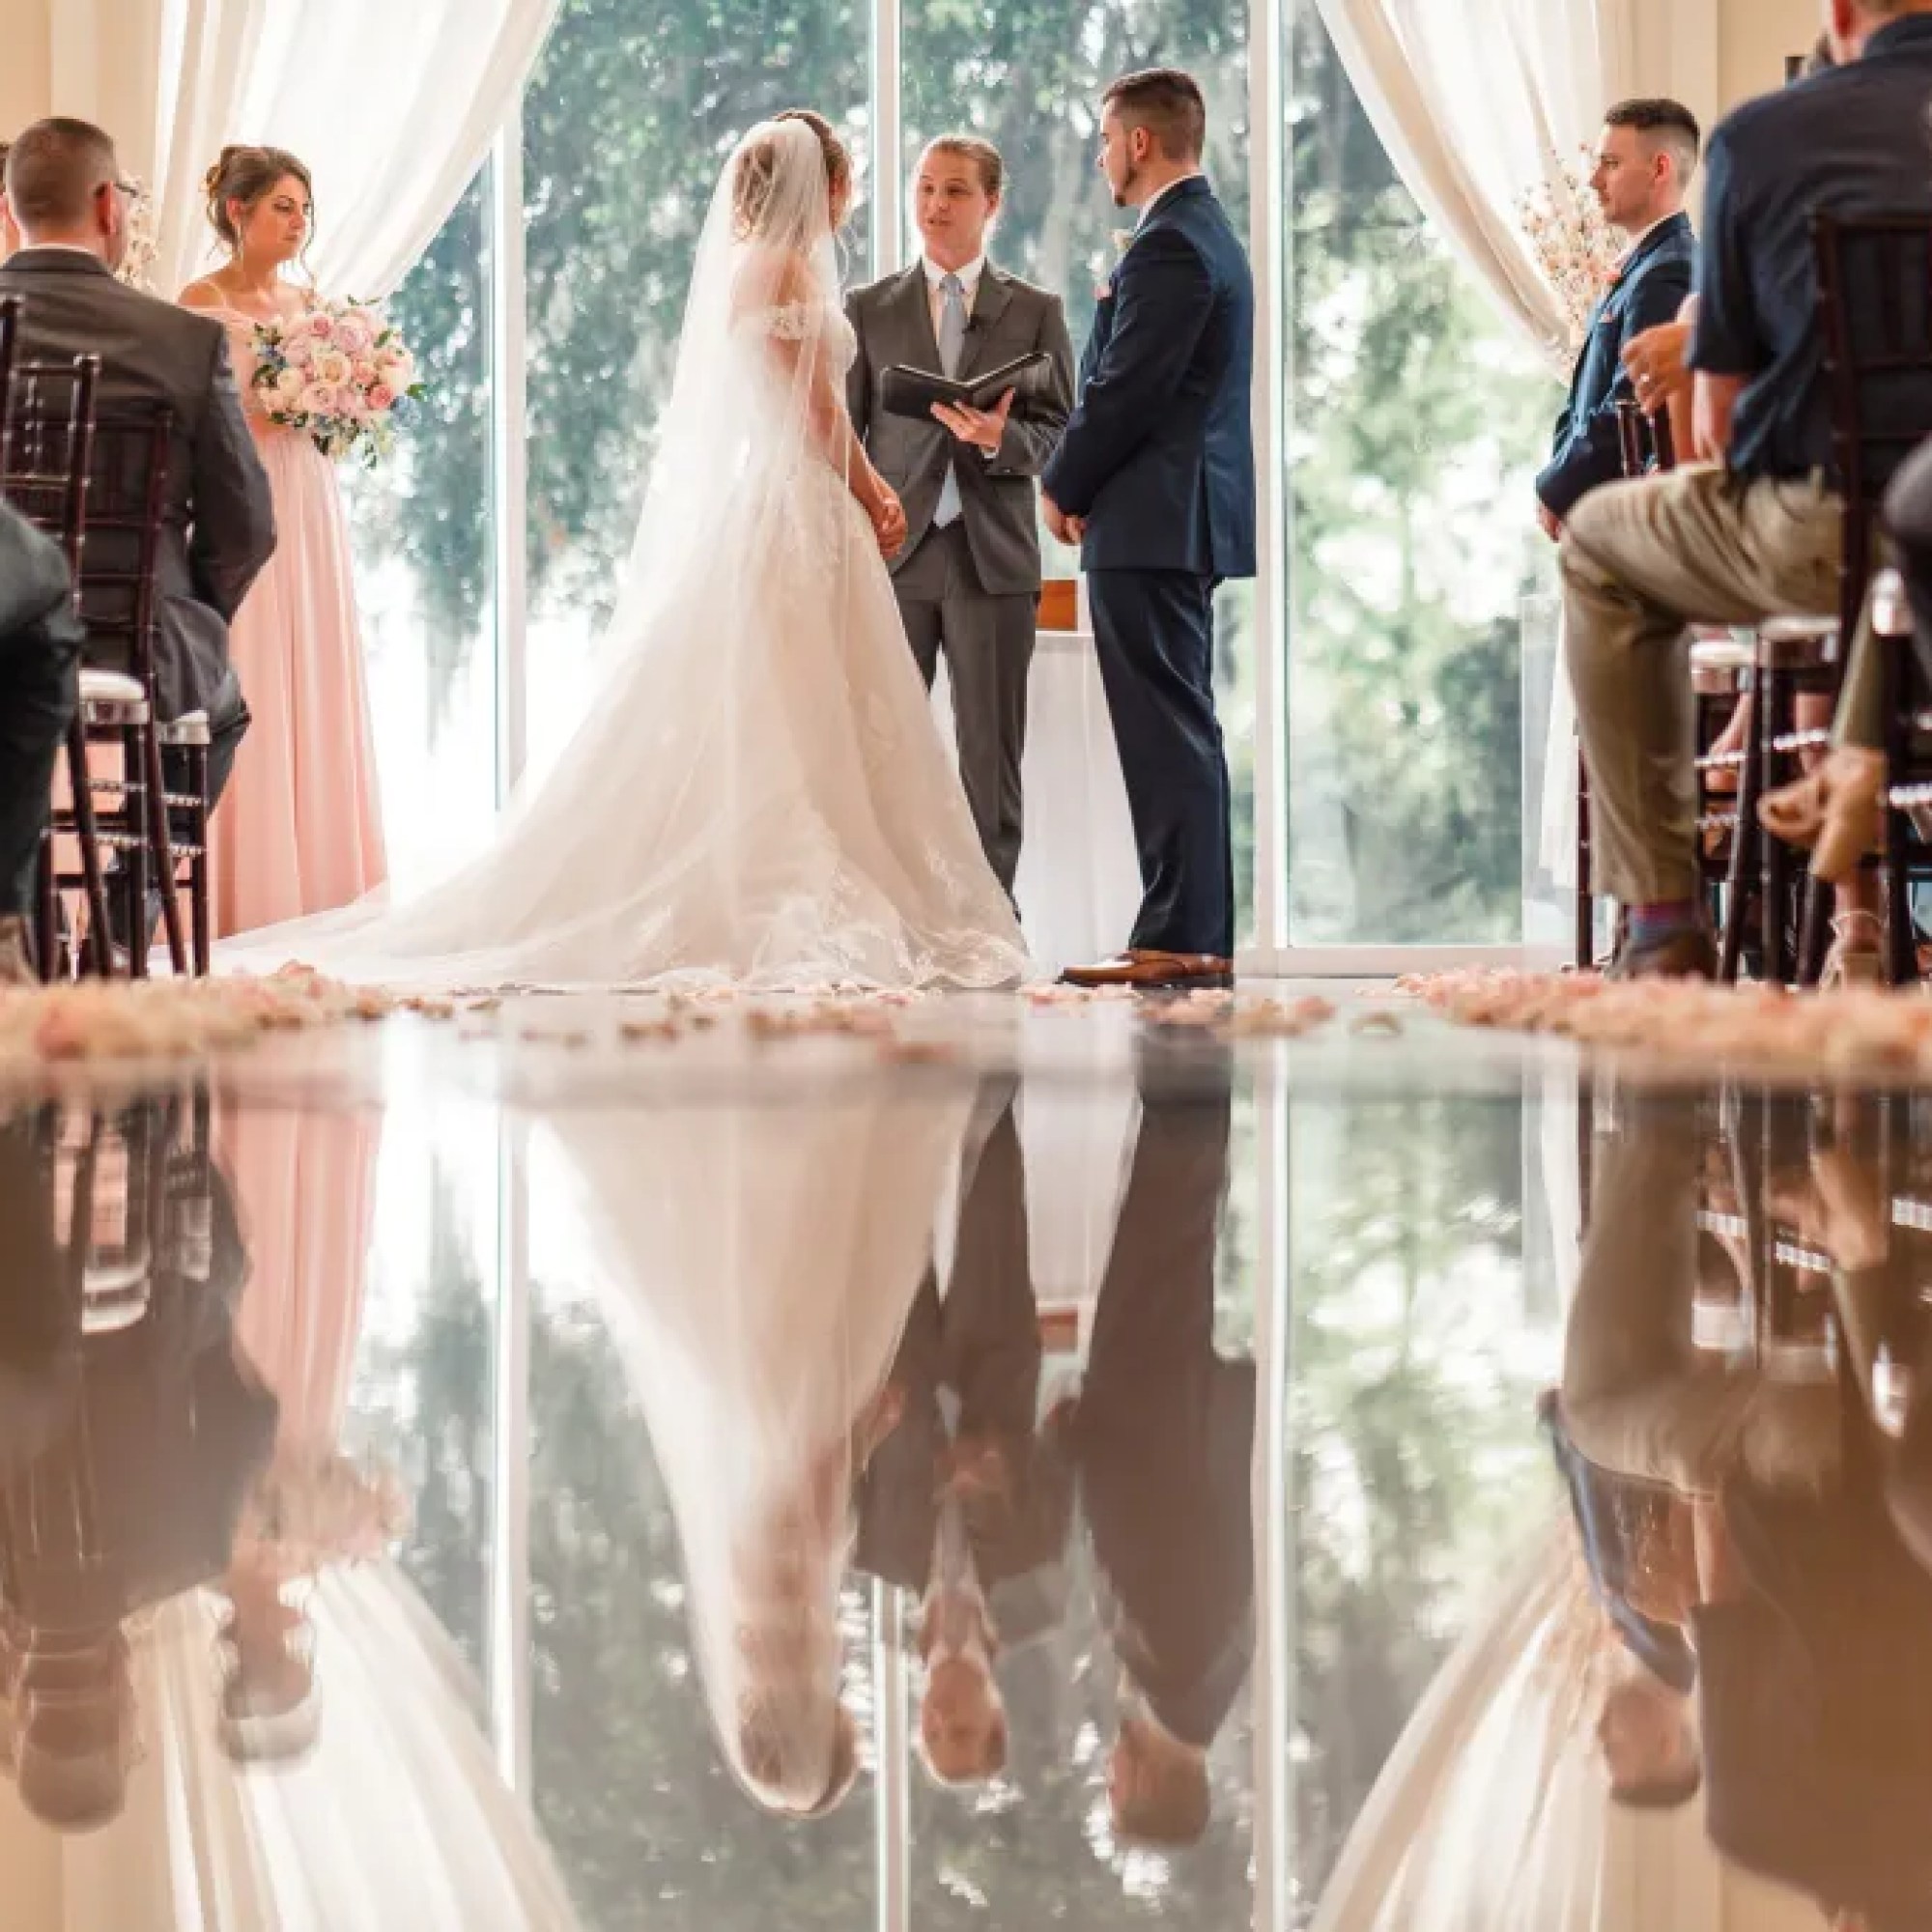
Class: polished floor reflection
2,996,1926,1927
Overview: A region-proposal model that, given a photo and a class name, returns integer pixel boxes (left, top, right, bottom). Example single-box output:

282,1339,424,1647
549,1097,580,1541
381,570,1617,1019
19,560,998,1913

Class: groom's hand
1041,493,1085,547
931,389,1014,453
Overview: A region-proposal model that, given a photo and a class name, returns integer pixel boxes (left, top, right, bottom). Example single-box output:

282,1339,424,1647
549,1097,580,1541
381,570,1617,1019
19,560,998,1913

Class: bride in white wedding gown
221,114,1029,993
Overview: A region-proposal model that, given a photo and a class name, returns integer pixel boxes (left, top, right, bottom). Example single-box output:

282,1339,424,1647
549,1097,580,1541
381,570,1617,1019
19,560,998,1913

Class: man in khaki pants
1564,0,1932,978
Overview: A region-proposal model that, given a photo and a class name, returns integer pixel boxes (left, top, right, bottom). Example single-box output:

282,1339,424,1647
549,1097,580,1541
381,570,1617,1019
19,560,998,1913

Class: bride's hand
870,485,908,559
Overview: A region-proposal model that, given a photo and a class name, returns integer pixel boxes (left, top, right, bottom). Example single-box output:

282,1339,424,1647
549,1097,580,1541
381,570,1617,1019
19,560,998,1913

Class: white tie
933,272,966,528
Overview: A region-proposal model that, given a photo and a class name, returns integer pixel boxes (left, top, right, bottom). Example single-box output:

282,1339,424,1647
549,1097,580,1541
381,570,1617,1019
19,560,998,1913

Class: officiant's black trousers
894,523,1036,898
1088,568,1234,960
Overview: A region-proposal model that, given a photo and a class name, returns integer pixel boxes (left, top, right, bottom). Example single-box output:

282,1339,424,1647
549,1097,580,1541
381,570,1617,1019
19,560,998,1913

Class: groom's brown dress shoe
1060,950,1234,989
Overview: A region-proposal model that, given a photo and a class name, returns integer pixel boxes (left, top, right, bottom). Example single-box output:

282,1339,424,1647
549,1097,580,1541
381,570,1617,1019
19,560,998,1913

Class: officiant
846,136,1075,898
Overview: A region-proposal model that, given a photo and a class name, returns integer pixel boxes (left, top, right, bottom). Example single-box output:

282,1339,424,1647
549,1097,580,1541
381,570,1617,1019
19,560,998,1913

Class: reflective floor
0,991,1923,1928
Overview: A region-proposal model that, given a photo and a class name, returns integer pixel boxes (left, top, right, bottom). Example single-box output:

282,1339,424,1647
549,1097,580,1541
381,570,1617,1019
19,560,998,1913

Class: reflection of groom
845,137,1076,898
1045,69,1256,990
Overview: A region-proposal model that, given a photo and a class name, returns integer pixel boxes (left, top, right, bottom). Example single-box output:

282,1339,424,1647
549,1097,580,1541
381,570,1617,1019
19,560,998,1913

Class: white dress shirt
1137,173,1206,225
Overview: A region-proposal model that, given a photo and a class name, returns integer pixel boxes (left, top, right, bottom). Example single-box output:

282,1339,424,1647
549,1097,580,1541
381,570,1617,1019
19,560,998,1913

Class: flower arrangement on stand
251,299,423,464
115,177,160,293
1517,148,1624,371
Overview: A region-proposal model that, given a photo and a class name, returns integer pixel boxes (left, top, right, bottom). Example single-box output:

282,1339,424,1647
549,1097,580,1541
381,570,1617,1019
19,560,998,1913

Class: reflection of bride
219,114,1027,994
541,1079,972,1814
1310,1520,1821,1932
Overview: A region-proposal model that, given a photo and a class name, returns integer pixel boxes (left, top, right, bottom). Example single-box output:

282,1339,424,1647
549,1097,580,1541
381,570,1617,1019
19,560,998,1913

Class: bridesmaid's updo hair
733,110,850,238
204,144,314,255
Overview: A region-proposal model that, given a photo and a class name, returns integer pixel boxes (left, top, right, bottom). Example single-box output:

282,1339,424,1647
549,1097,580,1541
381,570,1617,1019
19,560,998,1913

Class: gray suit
0,248,275,811
846,262,1073,893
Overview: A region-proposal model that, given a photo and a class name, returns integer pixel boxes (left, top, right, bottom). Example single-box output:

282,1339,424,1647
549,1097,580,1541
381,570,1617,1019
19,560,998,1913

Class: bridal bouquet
1517,148,1624,367
251,299,423,464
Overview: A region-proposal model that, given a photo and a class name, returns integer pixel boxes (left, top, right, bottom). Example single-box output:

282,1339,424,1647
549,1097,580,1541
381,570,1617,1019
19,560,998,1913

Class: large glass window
344,172,497,894
1283,5,1550,948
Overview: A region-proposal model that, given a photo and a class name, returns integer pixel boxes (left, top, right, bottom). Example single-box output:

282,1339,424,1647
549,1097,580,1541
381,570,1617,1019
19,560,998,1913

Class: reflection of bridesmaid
181,145,386,938
217,1096,395,1588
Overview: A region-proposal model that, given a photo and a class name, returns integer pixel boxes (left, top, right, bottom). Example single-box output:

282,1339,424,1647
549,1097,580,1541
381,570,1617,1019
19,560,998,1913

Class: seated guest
1561,0,1932,980
0,118,274,937
1536,99,1699,538
0,500,83,983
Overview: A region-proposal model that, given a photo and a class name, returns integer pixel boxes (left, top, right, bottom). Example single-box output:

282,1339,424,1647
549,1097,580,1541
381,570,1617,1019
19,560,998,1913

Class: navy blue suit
1537,213,1696,521
1043,177,1256,960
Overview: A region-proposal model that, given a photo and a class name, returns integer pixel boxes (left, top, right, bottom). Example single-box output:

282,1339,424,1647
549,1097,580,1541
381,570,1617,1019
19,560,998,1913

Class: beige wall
0,0,52,143
1719,0,1820,107
0,0,159,167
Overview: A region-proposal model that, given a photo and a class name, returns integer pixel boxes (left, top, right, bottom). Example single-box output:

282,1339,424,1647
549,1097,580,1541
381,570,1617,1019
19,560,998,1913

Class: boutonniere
1095,229,1138,302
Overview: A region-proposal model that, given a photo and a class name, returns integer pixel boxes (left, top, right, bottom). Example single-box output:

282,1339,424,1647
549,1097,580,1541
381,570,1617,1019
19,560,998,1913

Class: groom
1044,70,1255,990
846,136,1076,898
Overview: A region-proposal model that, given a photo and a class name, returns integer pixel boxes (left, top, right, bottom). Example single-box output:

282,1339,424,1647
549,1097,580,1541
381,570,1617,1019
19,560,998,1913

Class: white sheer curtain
1309,0,1636,364
146,0,561,298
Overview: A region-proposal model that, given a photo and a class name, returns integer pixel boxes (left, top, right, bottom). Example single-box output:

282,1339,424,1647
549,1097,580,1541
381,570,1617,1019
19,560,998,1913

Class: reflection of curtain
146,0,561,298
1309,1520,1822,1932
1308,0,1647,362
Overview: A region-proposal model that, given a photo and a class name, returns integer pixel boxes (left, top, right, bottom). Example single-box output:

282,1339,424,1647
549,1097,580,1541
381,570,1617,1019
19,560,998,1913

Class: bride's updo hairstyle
204,143,314,259
732,109,849,238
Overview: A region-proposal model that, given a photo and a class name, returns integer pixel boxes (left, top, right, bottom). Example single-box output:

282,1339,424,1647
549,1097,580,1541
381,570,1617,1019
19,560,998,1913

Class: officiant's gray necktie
933,271,967,528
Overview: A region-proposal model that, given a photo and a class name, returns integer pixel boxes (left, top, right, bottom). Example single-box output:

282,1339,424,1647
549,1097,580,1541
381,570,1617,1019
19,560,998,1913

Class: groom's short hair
1604,98,1701,184
5,118,119,232
1103,69,1208,163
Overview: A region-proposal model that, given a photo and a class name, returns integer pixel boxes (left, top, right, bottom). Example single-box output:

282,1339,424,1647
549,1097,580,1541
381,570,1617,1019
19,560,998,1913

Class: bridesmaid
181,146,386,936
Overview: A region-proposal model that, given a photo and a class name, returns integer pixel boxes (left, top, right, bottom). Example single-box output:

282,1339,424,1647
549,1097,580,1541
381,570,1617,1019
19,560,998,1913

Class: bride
221,112,1029,993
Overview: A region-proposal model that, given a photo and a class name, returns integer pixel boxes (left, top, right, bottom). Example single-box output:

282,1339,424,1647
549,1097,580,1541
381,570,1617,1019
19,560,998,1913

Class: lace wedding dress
219,118,1028,993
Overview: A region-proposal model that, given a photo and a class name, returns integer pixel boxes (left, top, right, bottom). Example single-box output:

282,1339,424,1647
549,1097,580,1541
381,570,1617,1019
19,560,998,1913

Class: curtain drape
146,0,561,299
1309,0,1638,364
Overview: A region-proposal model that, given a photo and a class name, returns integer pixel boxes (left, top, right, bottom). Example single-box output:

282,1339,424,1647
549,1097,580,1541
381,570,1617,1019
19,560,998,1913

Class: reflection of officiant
854,1076,1074,1783
845,135,1075,895
1074,1045,1254,1850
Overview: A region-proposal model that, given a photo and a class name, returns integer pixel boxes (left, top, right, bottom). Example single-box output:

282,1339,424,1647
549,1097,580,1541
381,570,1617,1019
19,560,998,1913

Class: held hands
1041,492,1085,548
869,482,908,558
930,387,1015,454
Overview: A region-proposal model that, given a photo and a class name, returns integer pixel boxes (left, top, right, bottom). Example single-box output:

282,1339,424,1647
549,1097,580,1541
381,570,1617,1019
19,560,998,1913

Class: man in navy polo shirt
1560,0,1932,980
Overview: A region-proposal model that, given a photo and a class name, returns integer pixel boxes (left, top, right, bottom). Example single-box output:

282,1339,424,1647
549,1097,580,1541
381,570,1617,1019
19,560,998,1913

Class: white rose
379,348,415,390
275,365,305,399
311,348,352,387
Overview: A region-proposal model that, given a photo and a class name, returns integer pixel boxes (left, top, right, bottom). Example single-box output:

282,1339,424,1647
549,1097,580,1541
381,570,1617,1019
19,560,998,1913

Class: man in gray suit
0,120,274,845
846,137,1074,897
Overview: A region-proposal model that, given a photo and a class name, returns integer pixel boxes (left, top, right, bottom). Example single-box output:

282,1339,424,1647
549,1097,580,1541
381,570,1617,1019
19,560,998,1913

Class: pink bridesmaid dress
207,305,387,935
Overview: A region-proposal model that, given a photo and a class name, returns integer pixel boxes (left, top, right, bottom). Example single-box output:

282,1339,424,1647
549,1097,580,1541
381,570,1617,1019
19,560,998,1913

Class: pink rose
367,382,397,412
298,383,340,416
353,358,377,386
332,311,376,356
308,313,334,340
283,333,315,369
